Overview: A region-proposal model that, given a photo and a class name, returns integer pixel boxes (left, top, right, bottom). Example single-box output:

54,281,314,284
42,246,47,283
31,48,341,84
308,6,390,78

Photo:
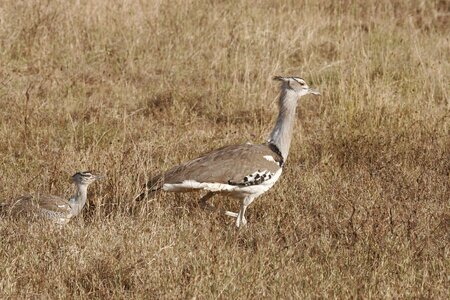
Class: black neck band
268,143,284,167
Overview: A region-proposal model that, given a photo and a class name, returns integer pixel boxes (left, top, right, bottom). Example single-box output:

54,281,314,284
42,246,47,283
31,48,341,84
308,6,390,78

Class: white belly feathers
163,168,283,198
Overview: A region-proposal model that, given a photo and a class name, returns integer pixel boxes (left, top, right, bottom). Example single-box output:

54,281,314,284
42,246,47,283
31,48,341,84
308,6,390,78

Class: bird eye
293,78,305,86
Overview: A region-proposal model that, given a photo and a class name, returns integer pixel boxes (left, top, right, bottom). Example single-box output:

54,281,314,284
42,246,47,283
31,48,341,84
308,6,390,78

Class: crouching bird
136,76,320,227
1,171,104,225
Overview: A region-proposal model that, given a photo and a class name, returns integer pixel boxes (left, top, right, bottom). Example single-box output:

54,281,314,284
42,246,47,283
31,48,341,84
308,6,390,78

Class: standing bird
1,171,104,225
136,76,320,227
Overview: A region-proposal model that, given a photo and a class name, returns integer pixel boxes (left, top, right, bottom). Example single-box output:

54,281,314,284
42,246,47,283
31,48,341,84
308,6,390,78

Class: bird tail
134,174,163,201
134,189,158,202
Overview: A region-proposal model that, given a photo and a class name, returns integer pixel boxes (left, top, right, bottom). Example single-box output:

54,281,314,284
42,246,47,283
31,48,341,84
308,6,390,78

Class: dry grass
0,0,449,298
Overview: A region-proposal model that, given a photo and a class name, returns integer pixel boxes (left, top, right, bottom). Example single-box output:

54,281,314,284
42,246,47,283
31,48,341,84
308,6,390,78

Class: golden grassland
0,0,449,298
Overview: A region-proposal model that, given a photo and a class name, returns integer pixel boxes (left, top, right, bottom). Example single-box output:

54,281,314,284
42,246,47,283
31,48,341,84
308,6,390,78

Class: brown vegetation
0,0,448,298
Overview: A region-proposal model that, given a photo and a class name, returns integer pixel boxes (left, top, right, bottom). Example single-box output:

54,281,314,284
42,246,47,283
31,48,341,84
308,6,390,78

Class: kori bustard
136,76,320,227
1,171,104,225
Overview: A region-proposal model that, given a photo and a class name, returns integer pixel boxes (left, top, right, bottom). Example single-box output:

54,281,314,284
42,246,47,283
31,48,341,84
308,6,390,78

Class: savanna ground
0,0,449,298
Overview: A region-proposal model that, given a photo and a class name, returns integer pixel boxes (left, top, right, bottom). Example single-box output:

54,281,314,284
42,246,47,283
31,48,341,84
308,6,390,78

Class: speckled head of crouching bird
0,171,104,225
135,76,320,227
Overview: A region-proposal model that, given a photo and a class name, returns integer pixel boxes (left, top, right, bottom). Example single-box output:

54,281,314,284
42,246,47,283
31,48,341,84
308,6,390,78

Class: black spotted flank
228,170,274,187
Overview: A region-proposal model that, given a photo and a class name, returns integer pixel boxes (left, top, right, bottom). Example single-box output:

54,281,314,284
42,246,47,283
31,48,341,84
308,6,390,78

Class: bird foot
224,211,238,218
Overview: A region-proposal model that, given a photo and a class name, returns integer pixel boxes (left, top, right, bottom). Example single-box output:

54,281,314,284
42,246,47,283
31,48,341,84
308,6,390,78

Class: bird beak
308,88,321,95
94,175,106,180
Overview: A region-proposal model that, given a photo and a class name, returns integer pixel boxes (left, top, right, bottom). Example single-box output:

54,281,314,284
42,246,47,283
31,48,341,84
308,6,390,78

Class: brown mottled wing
149,143,282,189
4,194,71,216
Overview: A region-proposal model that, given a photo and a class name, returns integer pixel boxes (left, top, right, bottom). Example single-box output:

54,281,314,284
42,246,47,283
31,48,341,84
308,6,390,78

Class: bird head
273,76,320,98
71,171,104,186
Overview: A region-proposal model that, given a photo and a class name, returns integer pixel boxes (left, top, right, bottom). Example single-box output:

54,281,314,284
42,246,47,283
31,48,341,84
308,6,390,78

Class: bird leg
199,192,239,219
236,202,248,227
199,192,216,211
224,211,238,218
235,196,256,227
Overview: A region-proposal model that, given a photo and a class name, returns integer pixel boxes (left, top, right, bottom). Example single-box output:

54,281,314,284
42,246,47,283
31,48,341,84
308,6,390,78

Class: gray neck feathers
268,88,299,161
69,184,88,216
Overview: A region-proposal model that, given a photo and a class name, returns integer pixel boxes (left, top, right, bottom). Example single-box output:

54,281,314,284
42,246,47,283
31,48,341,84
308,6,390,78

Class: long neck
268,89,298,161
69,184,88,216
